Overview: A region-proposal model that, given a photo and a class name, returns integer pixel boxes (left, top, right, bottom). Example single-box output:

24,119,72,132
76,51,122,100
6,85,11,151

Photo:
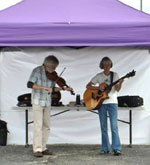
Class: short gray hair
43,55,59,67
99,57,113,69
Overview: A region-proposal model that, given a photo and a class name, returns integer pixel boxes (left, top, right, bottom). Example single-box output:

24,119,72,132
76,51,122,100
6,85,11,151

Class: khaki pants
32,104,50,152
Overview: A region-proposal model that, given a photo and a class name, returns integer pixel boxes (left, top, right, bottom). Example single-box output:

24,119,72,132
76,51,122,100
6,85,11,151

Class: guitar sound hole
92,92,95,99
98,90,102,95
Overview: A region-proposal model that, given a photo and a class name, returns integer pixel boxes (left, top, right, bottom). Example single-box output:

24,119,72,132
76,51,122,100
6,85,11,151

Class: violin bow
59,67,66,77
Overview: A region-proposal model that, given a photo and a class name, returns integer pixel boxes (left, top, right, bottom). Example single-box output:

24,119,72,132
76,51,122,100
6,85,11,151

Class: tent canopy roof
0,0,150,23
0,0,150,46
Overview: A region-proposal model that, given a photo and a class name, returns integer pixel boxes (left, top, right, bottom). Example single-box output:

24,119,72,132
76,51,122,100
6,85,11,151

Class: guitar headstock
125,70,136,78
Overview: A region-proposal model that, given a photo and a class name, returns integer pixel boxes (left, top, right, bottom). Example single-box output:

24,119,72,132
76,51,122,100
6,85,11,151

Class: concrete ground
0,145,150,165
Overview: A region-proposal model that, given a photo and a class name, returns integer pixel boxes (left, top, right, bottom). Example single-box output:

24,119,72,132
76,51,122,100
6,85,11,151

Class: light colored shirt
28,65,55,107
91,71,119,104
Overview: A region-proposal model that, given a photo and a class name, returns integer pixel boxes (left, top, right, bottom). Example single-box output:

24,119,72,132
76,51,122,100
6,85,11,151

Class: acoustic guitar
83,70,136,110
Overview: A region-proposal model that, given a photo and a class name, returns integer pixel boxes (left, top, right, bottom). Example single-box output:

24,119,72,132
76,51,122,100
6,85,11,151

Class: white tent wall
0,46,150,145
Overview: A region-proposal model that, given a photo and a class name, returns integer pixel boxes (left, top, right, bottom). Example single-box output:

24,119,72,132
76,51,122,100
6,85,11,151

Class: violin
45,71,75,95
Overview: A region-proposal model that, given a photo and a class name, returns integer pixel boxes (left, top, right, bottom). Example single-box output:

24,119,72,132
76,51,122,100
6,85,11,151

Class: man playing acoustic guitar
86,57,123,156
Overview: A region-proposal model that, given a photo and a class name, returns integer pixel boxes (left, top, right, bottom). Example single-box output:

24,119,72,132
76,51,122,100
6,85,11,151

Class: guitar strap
105,71,113,92
110,71,114,84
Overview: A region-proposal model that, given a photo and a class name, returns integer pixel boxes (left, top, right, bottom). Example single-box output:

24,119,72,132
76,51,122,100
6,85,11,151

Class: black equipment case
17,92,62,107
117,95,143,107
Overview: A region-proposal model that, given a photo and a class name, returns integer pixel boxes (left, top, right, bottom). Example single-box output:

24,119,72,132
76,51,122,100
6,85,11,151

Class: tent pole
140,0,143,11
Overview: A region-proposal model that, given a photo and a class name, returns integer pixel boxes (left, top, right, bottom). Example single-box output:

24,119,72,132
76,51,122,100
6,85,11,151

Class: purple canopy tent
0,0,150,46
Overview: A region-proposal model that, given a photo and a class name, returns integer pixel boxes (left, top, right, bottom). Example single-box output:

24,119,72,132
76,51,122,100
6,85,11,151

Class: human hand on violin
46,87,53,93
63,86,74,92
54,86,74,92
46,70,75,95
54,87,62,92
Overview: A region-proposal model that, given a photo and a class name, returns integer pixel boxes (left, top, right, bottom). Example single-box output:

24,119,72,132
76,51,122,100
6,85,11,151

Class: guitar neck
105,75,126,91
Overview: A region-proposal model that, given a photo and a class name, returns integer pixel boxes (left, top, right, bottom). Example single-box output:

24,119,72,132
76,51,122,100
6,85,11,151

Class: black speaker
0,120,8,146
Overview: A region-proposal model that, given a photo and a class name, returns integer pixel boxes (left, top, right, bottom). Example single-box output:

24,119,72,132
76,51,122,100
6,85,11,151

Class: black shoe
33,152,43,157
113,150,121,156
42,149,54,155
100,150,110,155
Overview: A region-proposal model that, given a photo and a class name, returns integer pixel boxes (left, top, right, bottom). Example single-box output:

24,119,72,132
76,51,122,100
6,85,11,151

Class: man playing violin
27,55,72,157
86,57,123,156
